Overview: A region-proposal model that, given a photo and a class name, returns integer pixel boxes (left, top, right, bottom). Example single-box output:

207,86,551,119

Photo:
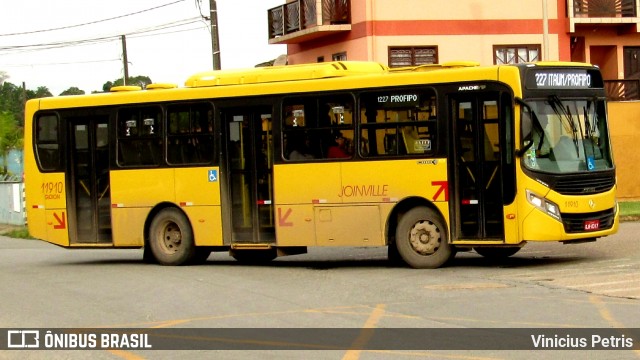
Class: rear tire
395,206,454,269
149,208,196,265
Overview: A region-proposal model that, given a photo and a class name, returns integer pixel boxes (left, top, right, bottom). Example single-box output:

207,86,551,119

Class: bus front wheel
395,207,454,269
149,208,196,266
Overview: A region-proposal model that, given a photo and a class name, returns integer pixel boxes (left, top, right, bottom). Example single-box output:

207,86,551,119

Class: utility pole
121,35,129,85
209,0,221,70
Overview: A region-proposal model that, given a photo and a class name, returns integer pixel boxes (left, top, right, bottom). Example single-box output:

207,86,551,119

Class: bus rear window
35,114,62,171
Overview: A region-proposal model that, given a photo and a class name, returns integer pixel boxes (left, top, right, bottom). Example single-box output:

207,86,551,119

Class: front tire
395,206,454,269
149,208,196,265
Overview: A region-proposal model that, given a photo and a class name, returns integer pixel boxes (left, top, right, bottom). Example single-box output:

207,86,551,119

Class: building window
317,56,325,63
332,52,347,61
389,47,438,68
494,45,540,64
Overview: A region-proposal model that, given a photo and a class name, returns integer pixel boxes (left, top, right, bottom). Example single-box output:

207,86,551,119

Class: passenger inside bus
288,135,315,161
327,133,351,158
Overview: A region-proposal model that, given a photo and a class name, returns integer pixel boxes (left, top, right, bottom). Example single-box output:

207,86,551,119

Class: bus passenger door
221,107,275,244
68,117,112,244
450,94,504,240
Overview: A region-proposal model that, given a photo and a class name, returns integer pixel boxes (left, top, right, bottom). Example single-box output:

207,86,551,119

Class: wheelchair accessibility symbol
208,169,218,182
587,156,595,171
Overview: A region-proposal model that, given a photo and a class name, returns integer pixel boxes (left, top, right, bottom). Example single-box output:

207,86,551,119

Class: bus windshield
521,96,613,174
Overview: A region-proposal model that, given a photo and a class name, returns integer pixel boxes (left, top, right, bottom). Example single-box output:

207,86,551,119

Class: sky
0,0,287,95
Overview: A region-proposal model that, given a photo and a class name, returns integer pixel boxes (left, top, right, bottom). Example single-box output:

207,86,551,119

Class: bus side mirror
516,98,533,157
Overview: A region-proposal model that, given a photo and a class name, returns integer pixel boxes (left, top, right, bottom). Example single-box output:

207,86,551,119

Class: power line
0,0,186,37
0,17,204,55
1,58,121,67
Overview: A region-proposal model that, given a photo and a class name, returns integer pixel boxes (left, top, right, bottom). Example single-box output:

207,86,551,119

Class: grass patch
3,227,34,239
619,201,640,217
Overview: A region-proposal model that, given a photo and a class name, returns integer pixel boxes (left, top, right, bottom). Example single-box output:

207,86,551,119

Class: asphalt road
0,222,638,360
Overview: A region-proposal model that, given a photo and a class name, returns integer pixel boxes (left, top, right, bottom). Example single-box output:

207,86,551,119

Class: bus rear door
221,107,275,244
67,116,112,244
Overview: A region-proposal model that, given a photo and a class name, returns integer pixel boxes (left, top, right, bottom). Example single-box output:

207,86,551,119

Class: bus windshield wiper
548,95,580,157
583,102,597,157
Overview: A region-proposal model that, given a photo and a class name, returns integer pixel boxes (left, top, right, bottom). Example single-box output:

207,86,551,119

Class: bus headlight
526,190,561,220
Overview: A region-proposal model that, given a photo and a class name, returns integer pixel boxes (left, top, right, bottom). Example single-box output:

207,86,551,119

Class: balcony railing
268,0,351,41
573,0,636,17
604,79,640,101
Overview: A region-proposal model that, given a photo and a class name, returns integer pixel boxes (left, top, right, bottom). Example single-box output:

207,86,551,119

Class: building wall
573,26,640,79
366,0,557,20
287,0,570,65
608,101,640,200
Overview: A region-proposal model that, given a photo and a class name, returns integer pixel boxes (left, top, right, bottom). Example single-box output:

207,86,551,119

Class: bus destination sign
377,94,419,107
526,69,601,90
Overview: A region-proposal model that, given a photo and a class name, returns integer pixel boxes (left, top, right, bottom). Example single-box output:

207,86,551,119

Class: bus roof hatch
184,61,389,88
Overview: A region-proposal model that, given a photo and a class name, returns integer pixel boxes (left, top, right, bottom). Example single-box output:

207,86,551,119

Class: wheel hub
409,220,440,255
162,224,182,252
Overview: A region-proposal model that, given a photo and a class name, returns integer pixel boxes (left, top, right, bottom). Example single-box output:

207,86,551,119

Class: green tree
0,76,52,175
0,81,25,123
0,111,21,174
29,86,53,99
59,87,85,96
102,75,152,92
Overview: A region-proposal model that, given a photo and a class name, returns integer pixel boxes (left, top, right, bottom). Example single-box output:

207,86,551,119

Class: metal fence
0,179,25,226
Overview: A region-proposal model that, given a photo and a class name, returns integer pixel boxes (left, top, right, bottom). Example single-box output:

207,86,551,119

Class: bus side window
282,94,354,160
167,103,214,165
360,90,437,157
117,107,163,167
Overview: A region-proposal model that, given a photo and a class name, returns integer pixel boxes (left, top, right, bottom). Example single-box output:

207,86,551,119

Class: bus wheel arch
145,203,197,266
389,198,455,269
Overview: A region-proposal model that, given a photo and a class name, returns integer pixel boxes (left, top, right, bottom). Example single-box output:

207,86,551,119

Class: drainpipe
542,0,550,60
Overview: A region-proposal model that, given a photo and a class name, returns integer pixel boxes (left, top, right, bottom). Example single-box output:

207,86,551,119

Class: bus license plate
584,220,600,231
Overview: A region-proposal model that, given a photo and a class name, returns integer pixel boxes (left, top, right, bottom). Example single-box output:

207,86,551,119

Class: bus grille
561,208,615,234
553,173,615,195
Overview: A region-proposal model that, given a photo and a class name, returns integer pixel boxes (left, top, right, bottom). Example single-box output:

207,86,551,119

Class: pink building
268,0,640,99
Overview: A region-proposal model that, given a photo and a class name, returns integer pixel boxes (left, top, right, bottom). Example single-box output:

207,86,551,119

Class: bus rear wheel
395,206,454,269
474,247,521,259
149,208,196,266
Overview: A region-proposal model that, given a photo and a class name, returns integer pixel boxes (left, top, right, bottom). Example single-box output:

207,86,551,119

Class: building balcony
568,0,640,32
268,0,351,44
605,79,640,100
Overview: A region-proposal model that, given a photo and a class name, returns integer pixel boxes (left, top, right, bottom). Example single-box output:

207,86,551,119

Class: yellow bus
24,61,618,268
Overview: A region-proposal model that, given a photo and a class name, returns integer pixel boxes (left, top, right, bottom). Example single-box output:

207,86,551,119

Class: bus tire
396,206,453,269
149,208,196,266
474,247,521,259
